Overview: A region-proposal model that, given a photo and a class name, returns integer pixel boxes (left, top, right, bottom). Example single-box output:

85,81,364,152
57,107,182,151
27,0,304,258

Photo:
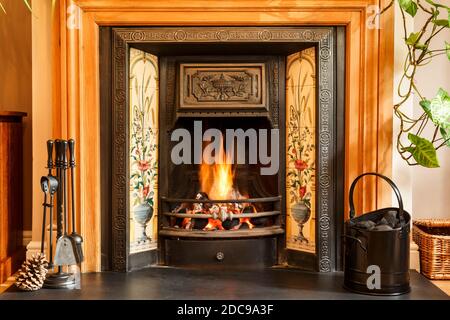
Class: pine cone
15,253,49,291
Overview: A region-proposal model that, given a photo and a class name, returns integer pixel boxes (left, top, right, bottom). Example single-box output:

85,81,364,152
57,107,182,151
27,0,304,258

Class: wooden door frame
52,0,394,272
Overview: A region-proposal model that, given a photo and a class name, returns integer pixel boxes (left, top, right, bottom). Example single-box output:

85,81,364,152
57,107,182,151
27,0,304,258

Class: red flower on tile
138,160,150,171
295,159,308,171
299,186,307,198
142,186,150,197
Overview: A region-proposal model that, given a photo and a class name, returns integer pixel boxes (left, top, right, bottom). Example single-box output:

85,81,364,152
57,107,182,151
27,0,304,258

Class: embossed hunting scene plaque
179,63,267,110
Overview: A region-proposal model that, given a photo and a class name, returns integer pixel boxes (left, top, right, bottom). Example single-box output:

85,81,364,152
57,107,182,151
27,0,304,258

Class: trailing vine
380,0,450,168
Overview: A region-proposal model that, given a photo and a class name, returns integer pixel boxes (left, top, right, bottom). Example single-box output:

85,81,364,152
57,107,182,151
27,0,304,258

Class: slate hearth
1,268,447,300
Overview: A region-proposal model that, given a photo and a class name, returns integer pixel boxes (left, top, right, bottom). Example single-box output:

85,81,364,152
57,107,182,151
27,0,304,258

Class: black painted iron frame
102,26,344,272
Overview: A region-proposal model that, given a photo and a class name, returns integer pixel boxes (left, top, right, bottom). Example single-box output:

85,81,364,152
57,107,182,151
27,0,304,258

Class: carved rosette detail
259,30,272,41
174,30,187,41
271,60,279,128
112,31,129,272
166,62,176,127
216,30,230,41
116,28,330,44
316,30,334,273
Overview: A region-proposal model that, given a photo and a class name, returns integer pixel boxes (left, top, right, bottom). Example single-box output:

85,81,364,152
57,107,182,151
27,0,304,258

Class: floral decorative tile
286,47,316,88
286,85,316,128
285,47,317,253
129,48,159,254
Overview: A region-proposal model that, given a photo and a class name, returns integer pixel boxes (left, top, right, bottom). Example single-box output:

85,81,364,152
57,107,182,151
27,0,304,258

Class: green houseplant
380,0,450,168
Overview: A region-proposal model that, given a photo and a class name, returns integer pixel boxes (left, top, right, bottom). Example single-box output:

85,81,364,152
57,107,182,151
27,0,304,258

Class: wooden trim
56,0,394,272
79,12,101,272
74,0,377,11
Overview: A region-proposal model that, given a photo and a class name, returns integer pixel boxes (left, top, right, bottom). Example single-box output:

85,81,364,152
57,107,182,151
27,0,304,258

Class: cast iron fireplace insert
99,27,345,272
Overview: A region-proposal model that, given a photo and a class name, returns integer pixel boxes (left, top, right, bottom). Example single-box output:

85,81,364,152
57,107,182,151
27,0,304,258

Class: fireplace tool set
40,139,84,289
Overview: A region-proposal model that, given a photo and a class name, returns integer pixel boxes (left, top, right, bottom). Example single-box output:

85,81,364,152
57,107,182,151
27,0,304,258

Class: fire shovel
68,139,84,263
53,140,77,266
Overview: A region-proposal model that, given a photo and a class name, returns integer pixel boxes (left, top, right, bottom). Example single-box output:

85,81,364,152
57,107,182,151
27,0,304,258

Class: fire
199,143,234,200
204,218,225,231
240,218,254,230
198,142,254,230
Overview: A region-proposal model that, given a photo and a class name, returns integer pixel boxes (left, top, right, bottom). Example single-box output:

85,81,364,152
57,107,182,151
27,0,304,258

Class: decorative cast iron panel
179,63,266,110
111,27,338,272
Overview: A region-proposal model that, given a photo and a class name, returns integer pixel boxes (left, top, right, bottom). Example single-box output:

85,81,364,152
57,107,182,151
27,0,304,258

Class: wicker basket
413,219,450,280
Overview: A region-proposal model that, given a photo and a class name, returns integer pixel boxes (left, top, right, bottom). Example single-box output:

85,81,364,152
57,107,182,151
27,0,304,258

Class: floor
0,267,448,300
432,280,450,295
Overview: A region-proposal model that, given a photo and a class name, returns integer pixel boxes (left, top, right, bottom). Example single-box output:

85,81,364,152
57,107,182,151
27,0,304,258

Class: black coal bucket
343,173,411,296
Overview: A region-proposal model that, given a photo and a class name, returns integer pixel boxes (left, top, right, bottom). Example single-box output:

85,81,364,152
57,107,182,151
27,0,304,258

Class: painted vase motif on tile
129,47,159,254
286,47,316,253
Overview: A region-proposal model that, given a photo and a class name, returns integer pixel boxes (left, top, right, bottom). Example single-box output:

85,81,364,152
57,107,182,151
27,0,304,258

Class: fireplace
100,27,345,272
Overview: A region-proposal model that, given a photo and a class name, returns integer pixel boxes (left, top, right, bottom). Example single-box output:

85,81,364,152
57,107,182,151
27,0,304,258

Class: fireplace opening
167,138,278,232
161,117,281,238
100,27,345,272
157,54,286,267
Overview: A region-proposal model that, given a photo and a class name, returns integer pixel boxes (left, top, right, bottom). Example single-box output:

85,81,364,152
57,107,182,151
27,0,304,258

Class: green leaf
415,43,427,50
399,0,418,17
427,88,450,128
440,127,450,147
420,99,432,118
433,19,449,27
406,32,420,46
405,31,426,50
407,133,440,168
446,42,450,61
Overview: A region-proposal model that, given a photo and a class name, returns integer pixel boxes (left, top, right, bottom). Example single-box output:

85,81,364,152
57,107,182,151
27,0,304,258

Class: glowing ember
204,218,225,231
239,218,254,230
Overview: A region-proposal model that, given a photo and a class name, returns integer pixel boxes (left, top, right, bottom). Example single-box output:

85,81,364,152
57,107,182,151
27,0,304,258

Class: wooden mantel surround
52,0,394,272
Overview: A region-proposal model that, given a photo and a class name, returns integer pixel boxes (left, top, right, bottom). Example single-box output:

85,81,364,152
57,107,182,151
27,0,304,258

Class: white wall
392,6,450,220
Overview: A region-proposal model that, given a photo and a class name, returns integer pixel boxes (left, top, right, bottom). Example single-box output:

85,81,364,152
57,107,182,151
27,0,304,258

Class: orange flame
199,141,255,231
240,218,254,230
204,218,225,231
199,142,234,200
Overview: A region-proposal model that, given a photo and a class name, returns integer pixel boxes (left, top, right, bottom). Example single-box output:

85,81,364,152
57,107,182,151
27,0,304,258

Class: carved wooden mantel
54,0,394,272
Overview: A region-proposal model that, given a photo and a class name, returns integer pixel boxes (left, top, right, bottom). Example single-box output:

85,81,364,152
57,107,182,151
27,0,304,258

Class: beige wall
392,6,450,219
392,4,413,214
29,0,53,253
0,0,32,231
